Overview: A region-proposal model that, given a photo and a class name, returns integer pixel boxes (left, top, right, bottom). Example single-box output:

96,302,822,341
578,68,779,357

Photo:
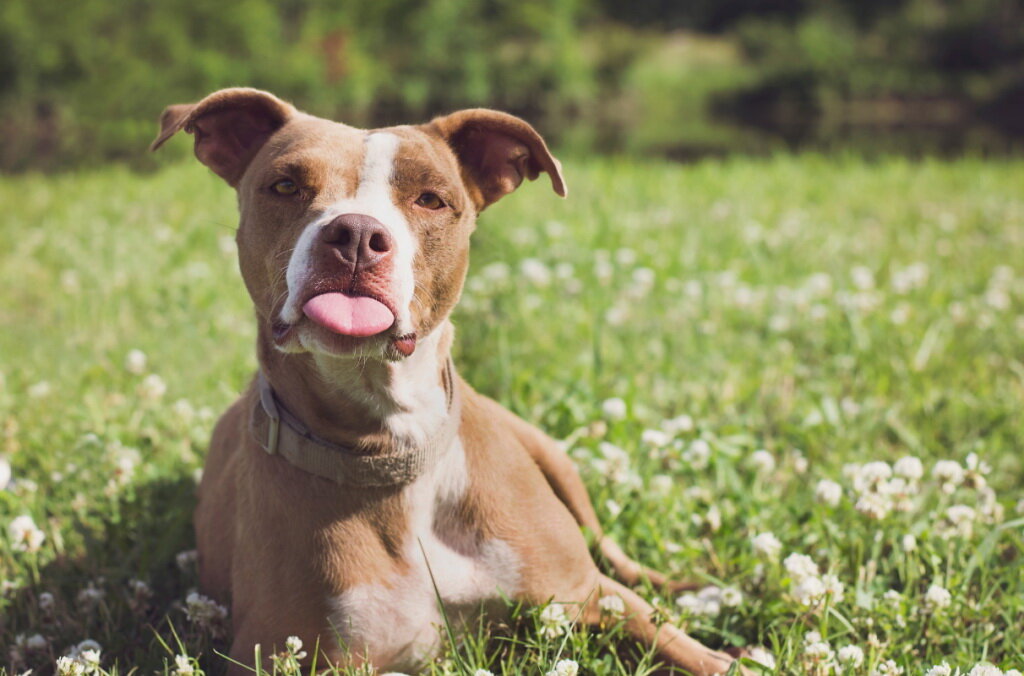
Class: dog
151,88,746,675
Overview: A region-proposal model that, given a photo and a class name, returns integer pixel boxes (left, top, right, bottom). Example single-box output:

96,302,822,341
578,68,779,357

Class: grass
1,154,1023,675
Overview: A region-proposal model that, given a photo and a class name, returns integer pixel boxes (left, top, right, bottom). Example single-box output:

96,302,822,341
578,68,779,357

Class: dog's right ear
150,88,295,186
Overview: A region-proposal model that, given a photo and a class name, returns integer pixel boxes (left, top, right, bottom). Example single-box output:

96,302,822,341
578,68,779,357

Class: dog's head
152,88,565,360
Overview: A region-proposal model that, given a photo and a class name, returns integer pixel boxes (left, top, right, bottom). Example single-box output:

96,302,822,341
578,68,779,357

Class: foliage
1,0,1023,169
1,156,1023,673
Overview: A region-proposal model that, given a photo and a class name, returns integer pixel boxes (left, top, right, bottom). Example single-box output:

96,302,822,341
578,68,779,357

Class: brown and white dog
151,88,746,675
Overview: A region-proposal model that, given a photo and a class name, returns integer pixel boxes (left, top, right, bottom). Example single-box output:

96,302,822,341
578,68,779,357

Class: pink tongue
302,293,395,337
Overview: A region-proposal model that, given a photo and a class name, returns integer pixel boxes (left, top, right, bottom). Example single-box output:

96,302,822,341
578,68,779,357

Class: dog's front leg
581,575,750,676
498,403,699,591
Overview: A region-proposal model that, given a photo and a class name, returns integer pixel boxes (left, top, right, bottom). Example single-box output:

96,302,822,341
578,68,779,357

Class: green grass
1,155,1023,675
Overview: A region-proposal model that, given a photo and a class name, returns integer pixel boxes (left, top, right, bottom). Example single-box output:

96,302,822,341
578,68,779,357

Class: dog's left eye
271,179,299,196
414,192,446,210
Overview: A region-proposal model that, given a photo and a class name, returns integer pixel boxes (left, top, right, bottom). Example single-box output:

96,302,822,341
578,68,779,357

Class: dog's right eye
271,179,299,196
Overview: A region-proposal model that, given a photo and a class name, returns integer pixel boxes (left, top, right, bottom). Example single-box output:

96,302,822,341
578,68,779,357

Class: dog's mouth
273,290,417,357
302,292,394,337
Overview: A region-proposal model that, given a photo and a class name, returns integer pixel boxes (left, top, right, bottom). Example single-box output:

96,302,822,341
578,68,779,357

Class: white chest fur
328,439,521,671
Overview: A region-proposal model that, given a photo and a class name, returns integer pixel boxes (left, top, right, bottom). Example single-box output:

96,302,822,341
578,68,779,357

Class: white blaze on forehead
281,131,417,328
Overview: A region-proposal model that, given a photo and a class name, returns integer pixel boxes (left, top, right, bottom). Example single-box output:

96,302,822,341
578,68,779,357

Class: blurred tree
0,0,1021,169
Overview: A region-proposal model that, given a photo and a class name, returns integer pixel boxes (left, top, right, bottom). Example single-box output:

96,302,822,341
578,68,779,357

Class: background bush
1,0,1023,170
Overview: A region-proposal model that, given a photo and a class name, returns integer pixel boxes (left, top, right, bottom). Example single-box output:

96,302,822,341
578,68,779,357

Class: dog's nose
321,213,394,269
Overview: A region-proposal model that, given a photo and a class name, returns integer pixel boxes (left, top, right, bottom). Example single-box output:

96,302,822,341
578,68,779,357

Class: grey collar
250,360,461,486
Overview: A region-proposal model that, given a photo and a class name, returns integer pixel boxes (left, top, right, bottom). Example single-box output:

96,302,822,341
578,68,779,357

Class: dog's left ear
150,88,295,186
428,109,567,211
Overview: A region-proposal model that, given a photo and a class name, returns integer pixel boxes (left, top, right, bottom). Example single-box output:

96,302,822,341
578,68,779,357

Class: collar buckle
257,373,281,455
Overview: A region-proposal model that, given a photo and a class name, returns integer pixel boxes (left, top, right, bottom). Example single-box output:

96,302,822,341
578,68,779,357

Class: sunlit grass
1,155,1023,674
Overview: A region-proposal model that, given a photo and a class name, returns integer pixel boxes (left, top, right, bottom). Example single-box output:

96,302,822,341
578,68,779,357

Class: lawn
1,155,1022,675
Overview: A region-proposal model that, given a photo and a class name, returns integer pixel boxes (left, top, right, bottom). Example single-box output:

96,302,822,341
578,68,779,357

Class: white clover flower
60,269,81,292
676,586,724,617
185,591,229,632
783,553,819,581
873,659,904,675
748,647,776,668
124,349,147,375
942,504,977,539
79,648,101,671
882,477,916,512
802,635,834,665
675,593,705,616
176,549,198,572
538,603,571,638
893,456,924,480
641,429,670,448
890,304,912,324
473,671,494,676
925,663,953,676
481,261,510,283
883,590,902,607
851,265,875,290
545,659,579,676
683,439,711,470
284,635,307,659
9,514,45,553
595,442,637,486
28,381,52,398
855,491,892,520
924,584,953,612
752,532,783,560
964,453,992,491
663,414,695,435
965,453,992,476
138,374,167,402
792,575,826,606
854,461,893,492
598,594,626,617
129,578,152,598
25,633,48,650
39,591,55,611
66,639,102,659
111,446,141,485
173,655,194,676
553,260,574,280
704,504,722,532
172,398,195,424
615,247,637,265
56,656,86,676
749,449,776,474
650,474,674,495
520,258,552,286
977,487,1003,523
601,397,627,421
720,587,743,607
968,666,1004,676
837,644,865,667
792,451,809,474
605,499,622,517
77,582,106,611
0,455,11,490
768,314,790,332
815,479,842,507
821,574,845,603
933,460,965,492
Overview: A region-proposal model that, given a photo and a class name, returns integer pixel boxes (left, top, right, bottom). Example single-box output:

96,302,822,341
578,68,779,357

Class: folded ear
150,88,296,186
428,109,567,210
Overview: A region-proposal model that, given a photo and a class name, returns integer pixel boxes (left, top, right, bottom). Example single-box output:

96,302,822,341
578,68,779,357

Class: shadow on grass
3,474,230,674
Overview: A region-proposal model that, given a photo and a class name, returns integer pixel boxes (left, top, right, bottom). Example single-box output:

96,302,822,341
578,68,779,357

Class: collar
250,359,461,487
